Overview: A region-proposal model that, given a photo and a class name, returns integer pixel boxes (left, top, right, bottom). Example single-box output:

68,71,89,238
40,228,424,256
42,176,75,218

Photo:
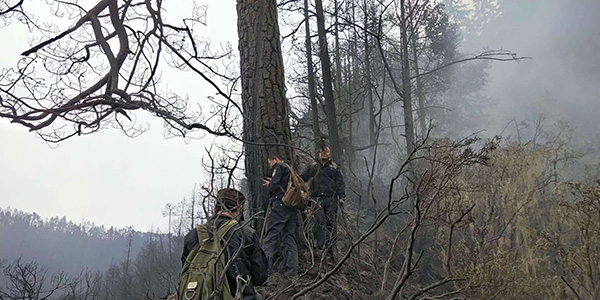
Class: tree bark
363,0,376,160
333,0,345,114
411,29,427,138
334,0,343,109
237,0,293,229
315,0,343,161
346,45,355,169
304,0,322,156
400,0,416,156
399,0,417,211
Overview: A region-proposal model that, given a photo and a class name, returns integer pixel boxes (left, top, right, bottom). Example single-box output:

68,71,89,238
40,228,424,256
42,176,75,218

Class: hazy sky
0,0,237,231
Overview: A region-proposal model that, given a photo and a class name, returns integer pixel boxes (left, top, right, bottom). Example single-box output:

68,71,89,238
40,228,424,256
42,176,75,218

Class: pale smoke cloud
467,1,600,143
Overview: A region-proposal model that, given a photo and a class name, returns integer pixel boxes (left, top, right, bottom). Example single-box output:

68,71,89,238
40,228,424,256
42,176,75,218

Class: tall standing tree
236,0,294,228
398,0,416,157
363,0,377,161
303,0,322,156
314,0,343,161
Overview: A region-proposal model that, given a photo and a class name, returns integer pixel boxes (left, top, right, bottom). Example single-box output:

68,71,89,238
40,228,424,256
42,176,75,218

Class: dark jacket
182,215,268,300
268,162,290,201
300,160,346,198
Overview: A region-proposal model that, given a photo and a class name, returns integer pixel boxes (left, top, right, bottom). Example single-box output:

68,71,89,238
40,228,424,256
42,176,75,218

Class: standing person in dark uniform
181,188,268,300
261,154,299,276
301,145,346,250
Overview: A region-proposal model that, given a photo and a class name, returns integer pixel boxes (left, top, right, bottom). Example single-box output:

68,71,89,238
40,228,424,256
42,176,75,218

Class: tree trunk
399,0,417,211
334,0,343,110
411,29,427,138
363,0,376,160
237,0,293,229
315,0,343,161
346,40,355,170
400,0,416,156
333,0,344,119
334,0,352,165
304,0,322,156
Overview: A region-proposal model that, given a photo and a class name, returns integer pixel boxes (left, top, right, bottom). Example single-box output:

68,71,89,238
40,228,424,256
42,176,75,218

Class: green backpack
177,219,238,300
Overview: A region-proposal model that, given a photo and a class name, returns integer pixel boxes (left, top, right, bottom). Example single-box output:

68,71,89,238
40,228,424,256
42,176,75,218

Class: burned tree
0,258,101,300
236,0,294,228
314,0,343,162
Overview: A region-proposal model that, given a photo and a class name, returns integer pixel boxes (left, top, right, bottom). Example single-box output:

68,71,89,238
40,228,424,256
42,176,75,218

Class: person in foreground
180,188,268,300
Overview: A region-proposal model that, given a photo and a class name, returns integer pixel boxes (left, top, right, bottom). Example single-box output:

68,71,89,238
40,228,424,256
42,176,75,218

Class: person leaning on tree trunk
261,154,300,276
300,145,346,252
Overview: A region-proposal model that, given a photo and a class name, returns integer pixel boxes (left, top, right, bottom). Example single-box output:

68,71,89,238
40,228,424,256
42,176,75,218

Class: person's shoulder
329,161,344,175
234,222,258,240
188,225,200,234
278,162,292,171
240,223,257,235
329,161,340,169
183,226,199,241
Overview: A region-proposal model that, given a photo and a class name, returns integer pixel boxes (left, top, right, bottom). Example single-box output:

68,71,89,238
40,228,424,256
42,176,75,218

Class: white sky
0,0,238,232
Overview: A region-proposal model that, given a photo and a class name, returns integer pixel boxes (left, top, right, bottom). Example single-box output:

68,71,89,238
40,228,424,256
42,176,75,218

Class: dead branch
1,0,238,142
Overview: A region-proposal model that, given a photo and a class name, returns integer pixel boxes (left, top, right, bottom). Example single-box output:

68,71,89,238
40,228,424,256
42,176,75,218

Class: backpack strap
215,219,238,241
183,219,238,266
281,163,294,195
197,219,238,244
282,163,294,183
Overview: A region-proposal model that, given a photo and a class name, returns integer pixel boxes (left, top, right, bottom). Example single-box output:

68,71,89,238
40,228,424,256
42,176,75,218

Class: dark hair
318,139,329,152
268,154,281,161
214,188,246,212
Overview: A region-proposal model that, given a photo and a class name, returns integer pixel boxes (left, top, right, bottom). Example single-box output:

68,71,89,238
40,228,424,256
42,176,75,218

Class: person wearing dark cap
181,188,268,300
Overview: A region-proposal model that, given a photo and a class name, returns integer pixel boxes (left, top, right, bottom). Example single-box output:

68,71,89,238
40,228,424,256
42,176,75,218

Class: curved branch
0,0,25,16
21,0,113,56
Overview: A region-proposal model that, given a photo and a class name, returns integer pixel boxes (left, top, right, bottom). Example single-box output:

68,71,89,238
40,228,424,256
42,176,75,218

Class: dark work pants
262,198,299,276
313,197,339,249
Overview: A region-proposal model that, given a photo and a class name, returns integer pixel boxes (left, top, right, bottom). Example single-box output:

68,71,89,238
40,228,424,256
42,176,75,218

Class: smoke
466,1,600,144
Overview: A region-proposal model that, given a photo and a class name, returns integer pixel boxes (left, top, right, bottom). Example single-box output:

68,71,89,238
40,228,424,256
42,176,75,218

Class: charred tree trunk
411,29,427,138
315,0,343,161
334,0,342,103
345,1,358,169
400,0,417,211
346,45,355,170
333,0,344,139
237,0,293,229
363,0,376,160
400,0,415,156
304,0,322,156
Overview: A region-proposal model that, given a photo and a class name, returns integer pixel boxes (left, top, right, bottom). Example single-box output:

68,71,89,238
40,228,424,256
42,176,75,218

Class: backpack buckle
184,289,196,300
186,282,198,290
